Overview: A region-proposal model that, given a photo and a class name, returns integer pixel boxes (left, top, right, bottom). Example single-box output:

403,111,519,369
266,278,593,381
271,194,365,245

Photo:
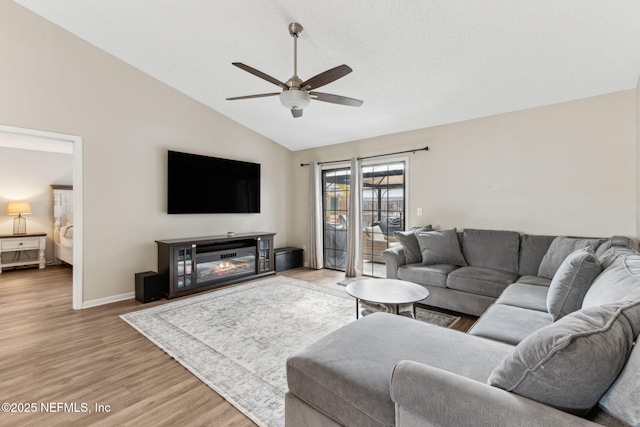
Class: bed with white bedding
52,185,73,265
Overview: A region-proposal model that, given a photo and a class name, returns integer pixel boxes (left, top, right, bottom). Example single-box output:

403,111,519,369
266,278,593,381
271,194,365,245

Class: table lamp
6,201,31,235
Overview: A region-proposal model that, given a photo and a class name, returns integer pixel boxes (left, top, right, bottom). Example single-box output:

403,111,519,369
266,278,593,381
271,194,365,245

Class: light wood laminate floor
0,266,476,426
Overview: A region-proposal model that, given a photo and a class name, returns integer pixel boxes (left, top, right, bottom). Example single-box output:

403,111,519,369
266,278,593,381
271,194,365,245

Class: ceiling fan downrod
280,22,309,111
289,22,304,82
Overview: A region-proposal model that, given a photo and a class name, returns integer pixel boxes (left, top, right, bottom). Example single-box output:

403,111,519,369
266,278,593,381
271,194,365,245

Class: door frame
0,124,84,309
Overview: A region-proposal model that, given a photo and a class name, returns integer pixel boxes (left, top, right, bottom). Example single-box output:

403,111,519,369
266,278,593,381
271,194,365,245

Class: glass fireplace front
195,246,256,284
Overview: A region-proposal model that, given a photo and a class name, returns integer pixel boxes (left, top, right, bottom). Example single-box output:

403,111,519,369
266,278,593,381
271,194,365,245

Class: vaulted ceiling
15,0,640,151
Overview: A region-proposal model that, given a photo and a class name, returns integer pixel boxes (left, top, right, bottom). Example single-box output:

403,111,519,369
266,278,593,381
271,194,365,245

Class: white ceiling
14,0,640,151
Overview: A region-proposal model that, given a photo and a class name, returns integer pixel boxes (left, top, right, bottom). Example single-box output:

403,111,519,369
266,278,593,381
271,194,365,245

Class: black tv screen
167,150,260,214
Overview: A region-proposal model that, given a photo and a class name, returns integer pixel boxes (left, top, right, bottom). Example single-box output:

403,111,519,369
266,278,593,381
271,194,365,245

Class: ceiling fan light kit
227,22,363,118
280,89,310,110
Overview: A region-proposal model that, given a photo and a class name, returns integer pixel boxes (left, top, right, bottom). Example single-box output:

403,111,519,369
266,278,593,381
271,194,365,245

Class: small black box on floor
275,247,303,272
135,271,166,303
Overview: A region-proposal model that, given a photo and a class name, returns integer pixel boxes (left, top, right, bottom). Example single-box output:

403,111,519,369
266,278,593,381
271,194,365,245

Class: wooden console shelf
156,232,275,299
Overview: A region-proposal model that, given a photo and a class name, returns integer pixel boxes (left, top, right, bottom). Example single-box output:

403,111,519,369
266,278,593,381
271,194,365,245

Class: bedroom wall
0,1,293,304
0,146,73,263
290,90,637,261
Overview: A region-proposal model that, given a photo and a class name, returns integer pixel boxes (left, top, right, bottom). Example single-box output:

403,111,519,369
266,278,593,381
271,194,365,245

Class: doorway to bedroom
0,125,83,309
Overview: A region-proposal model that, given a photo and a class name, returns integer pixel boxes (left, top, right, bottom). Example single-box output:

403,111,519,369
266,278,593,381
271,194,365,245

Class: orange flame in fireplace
215,260,249,273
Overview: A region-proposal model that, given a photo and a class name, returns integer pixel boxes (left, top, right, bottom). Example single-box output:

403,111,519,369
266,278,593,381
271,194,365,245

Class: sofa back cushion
416,229,467,266
546,247,601,321
518,234,557,276
538,236,607,279
583,254,640,308
460,229,520,273
488,299,640,415
595,236,640,258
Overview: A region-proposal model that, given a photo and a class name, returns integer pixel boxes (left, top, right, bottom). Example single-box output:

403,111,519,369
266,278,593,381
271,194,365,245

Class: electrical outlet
417,208,423,216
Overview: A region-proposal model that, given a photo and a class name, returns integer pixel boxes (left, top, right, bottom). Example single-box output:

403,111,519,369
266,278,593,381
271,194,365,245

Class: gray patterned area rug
120,276,459,427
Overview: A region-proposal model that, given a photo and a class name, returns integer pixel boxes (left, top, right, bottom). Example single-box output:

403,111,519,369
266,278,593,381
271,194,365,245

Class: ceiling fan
226,22,363,118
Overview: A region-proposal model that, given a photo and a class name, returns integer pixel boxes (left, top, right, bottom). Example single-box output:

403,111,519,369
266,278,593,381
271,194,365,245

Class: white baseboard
82,292,135,309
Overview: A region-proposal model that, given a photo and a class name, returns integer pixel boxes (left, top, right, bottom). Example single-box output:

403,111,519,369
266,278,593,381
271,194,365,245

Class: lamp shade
6,201,32,215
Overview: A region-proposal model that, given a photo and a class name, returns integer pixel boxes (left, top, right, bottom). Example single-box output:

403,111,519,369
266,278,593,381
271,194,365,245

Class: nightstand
0,233,47,273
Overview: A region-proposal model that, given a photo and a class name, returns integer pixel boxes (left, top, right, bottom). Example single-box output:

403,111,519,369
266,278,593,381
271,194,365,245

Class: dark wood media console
156,232,275,299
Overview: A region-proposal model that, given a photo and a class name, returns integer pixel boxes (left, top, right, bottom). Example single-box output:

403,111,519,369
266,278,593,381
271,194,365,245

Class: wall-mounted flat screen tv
167,150,260,214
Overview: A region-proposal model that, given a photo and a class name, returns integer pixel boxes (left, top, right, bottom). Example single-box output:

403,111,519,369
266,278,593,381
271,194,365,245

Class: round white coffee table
345,278,429,319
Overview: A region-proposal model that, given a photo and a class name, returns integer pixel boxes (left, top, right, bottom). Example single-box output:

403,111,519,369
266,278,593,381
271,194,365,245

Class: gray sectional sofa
383,228,629,316
285,229,640,426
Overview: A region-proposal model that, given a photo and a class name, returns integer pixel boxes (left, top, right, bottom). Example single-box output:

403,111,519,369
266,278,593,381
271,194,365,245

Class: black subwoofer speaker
275,247,303,272
135,271,166,303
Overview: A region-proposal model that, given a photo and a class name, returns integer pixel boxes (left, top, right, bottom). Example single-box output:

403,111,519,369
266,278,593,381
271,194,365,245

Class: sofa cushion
460,229,520,273
287,313,513,427
488,300,640,415
416,229,467,266
515,275,552,287
495,283,549,312
598,245,639,269
364,225,386,241
537,236,607,279
595,235,639,258
446,266,519,298
599,327,640,426
582,254,640,308
547,248,601,321
518,234,557,276
468,304,553,345
394,226,432,265
374,218,404,237
397,264,458,288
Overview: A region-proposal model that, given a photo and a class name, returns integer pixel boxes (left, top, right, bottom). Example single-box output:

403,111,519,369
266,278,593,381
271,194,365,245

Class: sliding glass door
322,168,350,271
361,161,406,277
322,161,406,276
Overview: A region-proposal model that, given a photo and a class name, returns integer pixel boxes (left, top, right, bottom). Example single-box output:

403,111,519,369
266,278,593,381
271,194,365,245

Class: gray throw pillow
546,248,601,321
538,236,607,279
394,225,432,265
416,229,467,266
582,254,640,308
488,300,640,415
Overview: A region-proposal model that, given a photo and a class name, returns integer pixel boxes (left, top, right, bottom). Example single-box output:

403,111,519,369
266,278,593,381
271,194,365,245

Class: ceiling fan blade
226,92,280,101
232,63,289,90
309,92,363,107
300,64,352,90
291,109,303,118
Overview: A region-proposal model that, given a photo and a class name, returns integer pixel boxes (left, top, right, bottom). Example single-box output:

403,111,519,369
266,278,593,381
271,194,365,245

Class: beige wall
291,91,637,259
0,1,293,303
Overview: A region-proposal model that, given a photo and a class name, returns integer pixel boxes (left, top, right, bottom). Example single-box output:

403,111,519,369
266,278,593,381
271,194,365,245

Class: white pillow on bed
59,225,74,246
61,225,74,239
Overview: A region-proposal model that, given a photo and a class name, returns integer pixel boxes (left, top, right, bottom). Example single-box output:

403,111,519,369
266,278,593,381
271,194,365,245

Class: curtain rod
300,146,429,167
